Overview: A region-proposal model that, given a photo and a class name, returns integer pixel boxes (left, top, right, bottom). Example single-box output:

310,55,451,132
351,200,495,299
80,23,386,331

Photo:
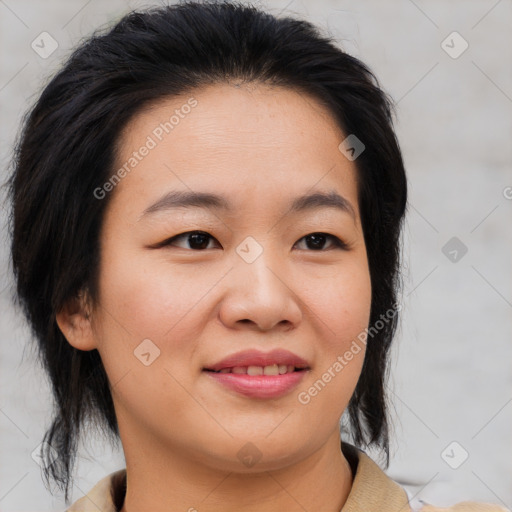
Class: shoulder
416,503,509,512
65,469,126,512
342,443,509,512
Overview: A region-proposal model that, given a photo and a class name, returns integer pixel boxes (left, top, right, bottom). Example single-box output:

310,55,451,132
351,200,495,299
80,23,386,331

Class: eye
294,232,349,251
156,230,220,250
154,231,348,251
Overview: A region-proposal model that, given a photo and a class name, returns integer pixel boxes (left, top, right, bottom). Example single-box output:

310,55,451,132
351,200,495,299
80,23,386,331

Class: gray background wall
0,1,511,511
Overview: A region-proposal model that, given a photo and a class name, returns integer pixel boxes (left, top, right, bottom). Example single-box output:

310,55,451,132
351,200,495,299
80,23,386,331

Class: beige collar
66,442,412,511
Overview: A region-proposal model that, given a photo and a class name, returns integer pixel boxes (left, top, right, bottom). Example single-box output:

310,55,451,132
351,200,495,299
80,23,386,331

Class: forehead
110,82,360,221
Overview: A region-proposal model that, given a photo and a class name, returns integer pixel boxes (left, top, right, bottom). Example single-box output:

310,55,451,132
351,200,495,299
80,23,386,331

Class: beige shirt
66,443,508,512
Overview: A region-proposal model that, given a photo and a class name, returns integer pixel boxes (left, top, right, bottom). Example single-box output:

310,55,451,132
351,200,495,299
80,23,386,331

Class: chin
190,433,313,473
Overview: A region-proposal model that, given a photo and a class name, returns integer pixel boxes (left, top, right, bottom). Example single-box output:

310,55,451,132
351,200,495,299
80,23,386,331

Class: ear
55,289,97,351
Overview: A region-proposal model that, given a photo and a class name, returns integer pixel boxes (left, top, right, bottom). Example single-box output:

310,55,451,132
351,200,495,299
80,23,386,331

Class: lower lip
203,370,308,399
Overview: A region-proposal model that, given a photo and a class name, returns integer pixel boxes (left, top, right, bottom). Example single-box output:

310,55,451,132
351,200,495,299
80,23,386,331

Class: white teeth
247,365,263,376
216,364,298,375
263,364,279,376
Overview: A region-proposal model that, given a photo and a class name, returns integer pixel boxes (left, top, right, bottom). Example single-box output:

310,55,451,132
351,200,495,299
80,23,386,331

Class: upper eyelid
157,230,348,249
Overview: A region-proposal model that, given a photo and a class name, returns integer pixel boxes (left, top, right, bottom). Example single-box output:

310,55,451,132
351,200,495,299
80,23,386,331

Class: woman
7,2,506,511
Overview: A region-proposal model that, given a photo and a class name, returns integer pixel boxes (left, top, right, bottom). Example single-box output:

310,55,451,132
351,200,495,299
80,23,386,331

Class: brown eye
158,231,220,250
294,233,348,251
153,231,348,251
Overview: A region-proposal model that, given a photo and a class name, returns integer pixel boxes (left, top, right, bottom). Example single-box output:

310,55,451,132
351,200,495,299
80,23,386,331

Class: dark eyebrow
139,189,356,221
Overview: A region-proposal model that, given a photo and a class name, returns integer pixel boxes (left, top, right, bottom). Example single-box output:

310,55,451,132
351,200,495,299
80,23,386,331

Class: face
68,82,372,472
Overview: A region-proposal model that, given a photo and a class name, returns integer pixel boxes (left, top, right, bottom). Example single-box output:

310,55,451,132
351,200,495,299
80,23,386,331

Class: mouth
203,364,309,375
202,349,311,398
202,364,310,399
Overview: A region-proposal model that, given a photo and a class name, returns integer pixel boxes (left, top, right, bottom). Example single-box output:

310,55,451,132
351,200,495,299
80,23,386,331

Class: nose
218,247,302,332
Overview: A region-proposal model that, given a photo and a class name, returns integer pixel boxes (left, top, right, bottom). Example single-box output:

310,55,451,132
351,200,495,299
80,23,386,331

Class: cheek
91,251,209,422
92,248,232,406
325,279,371,334
297,257,371,404
302,256,372,344
96,248,222,341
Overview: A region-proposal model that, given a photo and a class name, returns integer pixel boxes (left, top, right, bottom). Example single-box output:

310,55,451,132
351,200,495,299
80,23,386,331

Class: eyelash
154,230,349,251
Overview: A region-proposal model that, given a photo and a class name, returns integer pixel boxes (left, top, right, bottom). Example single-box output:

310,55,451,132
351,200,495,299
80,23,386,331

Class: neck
119,429,354,512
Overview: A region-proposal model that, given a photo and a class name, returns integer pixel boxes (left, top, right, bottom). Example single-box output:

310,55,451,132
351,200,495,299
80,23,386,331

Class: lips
202,349,311,399
208,364,298,375
202,348,311,373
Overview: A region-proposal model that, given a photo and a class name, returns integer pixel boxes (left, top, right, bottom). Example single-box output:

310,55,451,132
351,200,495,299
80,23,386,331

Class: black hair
7,0,407,503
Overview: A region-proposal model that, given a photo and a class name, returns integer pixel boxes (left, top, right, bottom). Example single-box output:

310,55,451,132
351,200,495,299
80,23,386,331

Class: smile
204,364,301,375
202,367,309,399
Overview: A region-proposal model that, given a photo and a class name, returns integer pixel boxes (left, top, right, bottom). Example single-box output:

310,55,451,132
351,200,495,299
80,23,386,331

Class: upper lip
203,349,310,372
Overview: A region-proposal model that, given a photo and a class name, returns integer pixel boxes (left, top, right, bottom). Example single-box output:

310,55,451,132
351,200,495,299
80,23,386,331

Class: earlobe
55,291,97,351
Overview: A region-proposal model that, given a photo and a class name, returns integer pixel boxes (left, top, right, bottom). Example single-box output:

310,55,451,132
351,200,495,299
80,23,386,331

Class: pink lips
203,348,310,372
202,348,310,399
